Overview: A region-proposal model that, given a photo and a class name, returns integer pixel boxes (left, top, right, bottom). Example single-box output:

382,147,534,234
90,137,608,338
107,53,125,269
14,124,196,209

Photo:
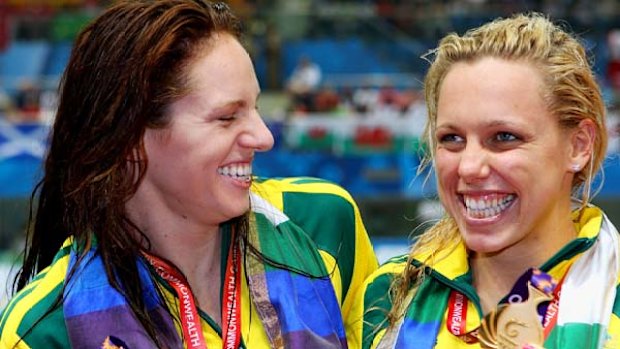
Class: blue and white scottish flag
0,118,49,198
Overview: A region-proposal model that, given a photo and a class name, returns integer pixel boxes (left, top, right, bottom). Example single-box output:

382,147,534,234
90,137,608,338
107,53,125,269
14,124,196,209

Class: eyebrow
437,119,521,130
214,100,243,110
483,119,521,128
214,89,260,109
435,123,459,132
207,94,261,116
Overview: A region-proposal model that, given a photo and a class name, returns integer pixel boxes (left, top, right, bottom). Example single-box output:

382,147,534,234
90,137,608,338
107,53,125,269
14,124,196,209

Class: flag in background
0,119,48,198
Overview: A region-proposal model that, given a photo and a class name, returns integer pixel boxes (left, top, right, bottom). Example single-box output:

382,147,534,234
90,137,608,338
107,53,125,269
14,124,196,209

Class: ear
567,119,596,171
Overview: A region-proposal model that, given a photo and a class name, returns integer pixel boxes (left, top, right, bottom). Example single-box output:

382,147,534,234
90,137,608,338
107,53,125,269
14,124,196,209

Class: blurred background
1,0,620,306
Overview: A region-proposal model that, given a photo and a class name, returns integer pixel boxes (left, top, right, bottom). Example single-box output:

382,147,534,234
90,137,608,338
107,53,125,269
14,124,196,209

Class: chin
230,198,251,218
468,239,521,257
462,235,507,255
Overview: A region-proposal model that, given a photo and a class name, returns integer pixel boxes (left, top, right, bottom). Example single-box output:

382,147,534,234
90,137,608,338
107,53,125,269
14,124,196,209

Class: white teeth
463,194,515,219
218,164,252,181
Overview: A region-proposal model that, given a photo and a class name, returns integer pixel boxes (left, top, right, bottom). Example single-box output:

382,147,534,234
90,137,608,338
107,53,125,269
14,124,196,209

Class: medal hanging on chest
478,282,552,349
447,268,562,349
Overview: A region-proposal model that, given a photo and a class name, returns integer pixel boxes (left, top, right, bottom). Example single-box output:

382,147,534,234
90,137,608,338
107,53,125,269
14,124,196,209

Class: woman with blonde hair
347,13,619,349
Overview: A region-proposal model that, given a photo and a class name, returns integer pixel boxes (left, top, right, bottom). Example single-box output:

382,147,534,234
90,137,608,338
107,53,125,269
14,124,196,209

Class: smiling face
434,57,579,256
132,33,273,230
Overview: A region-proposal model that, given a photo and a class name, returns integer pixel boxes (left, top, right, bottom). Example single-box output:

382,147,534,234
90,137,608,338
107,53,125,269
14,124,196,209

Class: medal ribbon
222,228,242,349
142,228,242,349
446,289,479,343
541,272,566,338
446,268,564,344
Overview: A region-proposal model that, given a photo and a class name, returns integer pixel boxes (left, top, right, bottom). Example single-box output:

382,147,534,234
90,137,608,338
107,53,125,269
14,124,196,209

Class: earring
571,164,582,172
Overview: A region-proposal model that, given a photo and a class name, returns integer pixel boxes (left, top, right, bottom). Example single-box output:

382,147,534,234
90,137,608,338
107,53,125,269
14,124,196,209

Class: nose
457,142,490,182
241,109,274,152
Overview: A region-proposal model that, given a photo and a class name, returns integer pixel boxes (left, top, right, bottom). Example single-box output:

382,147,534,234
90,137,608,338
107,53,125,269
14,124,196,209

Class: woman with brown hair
0,1,377,348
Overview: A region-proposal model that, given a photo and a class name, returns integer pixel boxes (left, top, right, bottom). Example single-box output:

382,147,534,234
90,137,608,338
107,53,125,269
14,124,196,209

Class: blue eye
436,133,465,151
495,132,518,142
438,134,464,143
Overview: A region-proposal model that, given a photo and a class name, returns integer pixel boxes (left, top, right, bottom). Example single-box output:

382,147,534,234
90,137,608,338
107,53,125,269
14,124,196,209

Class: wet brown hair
15,1,241,345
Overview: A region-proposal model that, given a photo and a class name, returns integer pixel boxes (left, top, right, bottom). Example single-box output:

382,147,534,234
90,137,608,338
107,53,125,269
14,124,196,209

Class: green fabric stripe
362,272,396,349
0,286,36,332
245,218,286,348
613,284,620,317
384,254,408,265
253,212,327,277
0,246,70,334
540,236,595,271
404,276,451,323
410,259,482,315
252,177,270,184
52,244,72,264
1,240,72,333
282,191,356,298
1,279,37,331
545,323,606,349
360,256,412,348
17,283,69,347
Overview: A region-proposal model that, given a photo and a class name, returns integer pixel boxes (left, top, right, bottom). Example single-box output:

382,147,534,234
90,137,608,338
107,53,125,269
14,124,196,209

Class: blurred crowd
2,0,620,154
285,57,424,118
0,80,57,123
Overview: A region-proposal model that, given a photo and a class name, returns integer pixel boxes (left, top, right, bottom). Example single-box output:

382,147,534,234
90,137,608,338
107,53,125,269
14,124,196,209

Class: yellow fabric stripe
0,254,69,349
251,180,284,211
547,259,573,280
573,206,603,239
417,241,469,280
251,177,377,307
252,177,360,212
370,328,387,349
320,250,343,305
0,267,47,327
606,313,620,349
346,259,404,349
344,192,378,311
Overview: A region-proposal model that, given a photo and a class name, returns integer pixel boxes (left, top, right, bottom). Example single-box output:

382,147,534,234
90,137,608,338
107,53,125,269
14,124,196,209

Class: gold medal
478,283,552,349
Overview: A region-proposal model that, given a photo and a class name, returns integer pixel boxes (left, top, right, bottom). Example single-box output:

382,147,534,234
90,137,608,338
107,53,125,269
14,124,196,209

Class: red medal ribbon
446,290,479,343
143,252,208,348
142,228,242,349
542,272,566,338
222,228,242,349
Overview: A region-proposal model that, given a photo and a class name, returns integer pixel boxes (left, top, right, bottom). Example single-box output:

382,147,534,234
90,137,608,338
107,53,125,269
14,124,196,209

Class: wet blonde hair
388,12,608,326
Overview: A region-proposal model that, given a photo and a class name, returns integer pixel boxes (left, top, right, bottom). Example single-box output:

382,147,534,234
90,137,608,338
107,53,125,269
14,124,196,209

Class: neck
471,216,577,313
132,214,222,281
471,254,527,314
125,189,225,279
126,197,225,323
150,227,223,285
147,223,225,324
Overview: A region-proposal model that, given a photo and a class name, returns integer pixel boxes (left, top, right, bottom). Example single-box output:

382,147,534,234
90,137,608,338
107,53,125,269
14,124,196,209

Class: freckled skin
130,33,274,232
